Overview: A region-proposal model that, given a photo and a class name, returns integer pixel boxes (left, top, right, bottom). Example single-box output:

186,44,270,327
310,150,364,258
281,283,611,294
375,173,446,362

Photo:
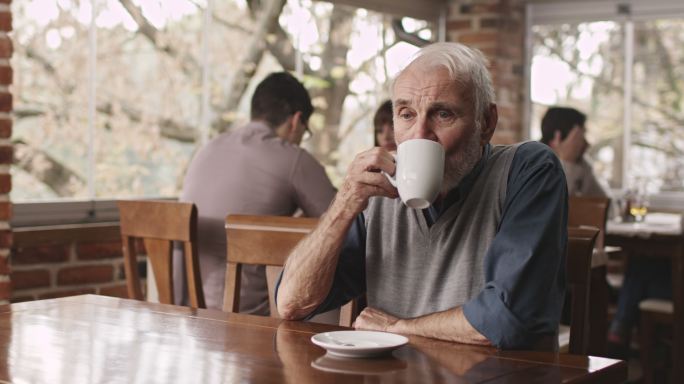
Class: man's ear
289,111,303,135
480,103,498,145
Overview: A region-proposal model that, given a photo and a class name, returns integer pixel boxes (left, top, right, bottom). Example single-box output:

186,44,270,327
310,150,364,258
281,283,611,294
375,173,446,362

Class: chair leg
640,311,655,384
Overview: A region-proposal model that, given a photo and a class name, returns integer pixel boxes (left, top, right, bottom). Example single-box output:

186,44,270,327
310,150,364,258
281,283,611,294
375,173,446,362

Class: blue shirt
278,142,567,349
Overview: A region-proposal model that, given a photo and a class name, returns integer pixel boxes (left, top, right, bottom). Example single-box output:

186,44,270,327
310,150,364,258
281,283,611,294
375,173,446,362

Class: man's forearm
393,307,490,346
276,197,357,319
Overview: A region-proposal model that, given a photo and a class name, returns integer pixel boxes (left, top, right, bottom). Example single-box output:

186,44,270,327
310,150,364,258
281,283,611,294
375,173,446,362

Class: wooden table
606,213,683,383
0,295,625,383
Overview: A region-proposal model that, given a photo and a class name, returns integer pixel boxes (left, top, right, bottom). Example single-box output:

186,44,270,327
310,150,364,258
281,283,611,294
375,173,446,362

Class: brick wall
447,0,526,144
10,224,134,302
0,0,11,304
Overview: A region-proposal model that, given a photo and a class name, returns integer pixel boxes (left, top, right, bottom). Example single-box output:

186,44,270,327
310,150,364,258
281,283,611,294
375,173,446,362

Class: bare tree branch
13,139,85,197
117,0,200,75
545,43,684,126
97,101,197,143
337,106,373,142
216,0,287,133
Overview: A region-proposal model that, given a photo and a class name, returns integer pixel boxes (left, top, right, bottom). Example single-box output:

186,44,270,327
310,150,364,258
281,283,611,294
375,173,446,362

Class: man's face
392,66,483,193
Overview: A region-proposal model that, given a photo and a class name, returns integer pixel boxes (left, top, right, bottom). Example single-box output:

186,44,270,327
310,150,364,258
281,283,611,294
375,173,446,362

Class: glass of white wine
629,192,649,222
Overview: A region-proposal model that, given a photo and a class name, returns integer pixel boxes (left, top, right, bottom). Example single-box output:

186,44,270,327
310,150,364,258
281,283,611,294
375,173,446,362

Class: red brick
0,36,11,58
0,230,11,248
0,92,11,113
447,19,472,31
12,244,69,265
468,3,501,14
57,265,114,285
480,17,500,29
0,174,10,194
0,256,8,274
0,118,10,138
99,284,129,298
38,288,96,300
12,269,50,289
0,66,10,85
0,145,11,164
0,12,11,32
457,32,499,45
0,201,9,221
77,241,122,260
0,280,9,300
477,46,498,59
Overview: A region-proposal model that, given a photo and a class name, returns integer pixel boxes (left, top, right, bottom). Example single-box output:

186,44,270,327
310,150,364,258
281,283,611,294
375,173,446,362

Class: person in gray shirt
540,106,609,198
276,43,567,350
177,72,335,313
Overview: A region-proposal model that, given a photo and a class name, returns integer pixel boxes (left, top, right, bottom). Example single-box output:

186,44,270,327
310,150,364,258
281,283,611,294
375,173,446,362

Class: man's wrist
329,193,360,221
390,318,409,334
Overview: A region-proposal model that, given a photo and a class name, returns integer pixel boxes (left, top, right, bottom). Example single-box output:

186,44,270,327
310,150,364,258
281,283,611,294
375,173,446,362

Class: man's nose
406,116,438,141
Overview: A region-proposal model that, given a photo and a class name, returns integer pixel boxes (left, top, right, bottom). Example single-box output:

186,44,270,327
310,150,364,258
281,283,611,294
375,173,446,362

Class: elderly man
276,43,567,349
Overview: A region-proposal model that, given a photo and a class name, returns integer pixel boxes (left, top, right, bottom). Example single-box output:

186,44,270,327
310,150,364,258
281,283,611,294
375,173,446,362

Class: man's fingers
351,172,399,199
349,147,396,176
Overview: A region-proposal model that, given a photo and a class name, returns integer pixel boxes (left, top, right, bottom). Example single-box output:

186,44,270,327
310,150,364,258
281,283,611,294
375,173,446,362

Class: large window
527,1,684,204
11,0,436,210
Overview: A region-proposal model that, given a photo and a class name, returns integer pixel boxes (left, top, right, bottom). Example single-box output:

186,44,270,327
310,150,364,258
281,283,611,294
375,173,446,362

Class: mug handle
382,171,397,187
382,153,397,187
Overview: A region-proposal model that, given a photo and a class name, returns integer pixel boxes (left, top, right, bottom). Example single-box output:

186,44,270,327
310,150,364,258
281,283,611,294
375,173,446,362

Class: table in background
606,212,683,383
0,295,625,383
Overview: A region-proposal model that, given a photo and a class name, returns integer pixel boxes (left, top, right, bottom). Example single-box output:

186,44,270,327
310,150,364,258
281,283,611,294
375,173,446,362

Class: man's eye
437,110,453,119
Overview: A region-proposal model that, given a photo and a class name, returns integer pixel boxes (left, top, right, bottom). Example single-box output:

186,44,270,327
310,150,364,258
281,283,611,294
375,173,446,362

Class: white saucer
310,330,408,358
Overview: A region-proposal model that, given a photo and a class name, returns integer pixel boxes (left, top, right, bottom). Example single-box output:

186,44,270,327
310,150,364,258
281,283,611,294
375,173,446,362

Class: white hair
392,42,495,129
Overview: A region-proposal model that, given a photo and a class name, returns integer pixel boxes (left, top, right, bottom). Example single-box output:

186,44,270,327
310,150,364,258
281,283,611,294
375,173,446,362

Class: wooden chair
639,299,674,384
559,226,600,355
223,214,358,326
568,196,610,249
568,196,612,355
118,200,205,308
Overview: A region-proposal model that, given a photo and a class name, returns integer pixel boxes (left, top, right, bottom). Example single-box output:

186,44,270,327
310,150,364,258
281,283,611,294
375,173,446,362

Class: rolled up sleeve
463,142,568,349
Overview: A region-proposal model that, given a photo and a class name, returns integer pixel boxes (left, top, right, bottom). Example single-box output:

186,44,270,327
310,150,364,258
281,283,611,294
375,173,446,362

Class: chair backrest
566,226,599,355
568,196,610,249
224,214,357,326
118,200,205,308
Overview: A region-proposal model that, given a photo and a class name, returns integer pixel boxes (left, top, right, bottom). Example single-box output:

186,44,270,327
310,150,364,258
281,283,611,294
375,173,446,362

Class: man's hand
331,147,398,220
549,125,586,163
353,306,490,346
353,307,400,332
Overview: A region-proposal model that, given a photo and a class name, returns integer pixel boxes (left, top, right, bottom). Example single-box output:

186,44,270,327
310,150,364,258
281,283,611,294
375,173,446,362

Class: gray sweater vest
363,144,519,318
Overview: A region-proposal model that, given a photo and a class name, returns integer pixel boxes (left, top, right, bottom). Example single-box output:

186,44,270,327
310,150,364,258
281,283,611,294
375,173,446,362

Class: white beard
441,127,483,195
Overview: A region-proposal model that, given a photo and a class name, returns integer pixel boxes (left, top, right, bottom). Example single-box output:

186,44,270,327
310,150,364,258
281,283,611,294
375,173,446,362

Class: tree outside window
11,0,434,202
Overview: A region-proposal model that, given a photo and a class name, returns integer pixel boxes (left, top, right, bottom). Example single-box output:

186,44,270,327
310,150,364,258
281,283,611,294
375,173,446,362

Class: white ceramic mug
385,139,444,209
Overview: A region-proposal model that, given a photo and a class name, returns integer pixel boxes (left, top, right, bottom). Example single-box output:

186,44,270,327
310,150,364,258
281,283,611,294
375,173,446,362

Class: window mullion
87,0,98,200
622,20,634,190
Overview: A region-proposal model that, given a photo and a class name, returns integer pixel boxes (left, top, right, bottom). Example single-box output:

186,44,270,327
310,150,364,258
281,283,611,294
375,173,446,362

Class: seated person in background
176,72,335,313
540,107,609,198
373,100,396,151
277,42,568,350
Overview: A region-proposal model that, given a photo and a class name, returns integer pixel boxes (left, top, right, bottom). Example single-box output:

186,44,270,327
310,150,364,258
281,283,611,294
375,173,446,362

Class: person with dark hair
540,106,608,197
373,100,396,151
176,72,335,313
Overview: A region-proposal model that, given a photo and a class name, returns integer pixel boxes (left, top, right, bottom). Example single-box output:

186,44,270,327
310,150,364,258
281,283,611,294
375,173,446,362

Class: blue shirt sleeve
274,212,367,318
462,141,568,349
